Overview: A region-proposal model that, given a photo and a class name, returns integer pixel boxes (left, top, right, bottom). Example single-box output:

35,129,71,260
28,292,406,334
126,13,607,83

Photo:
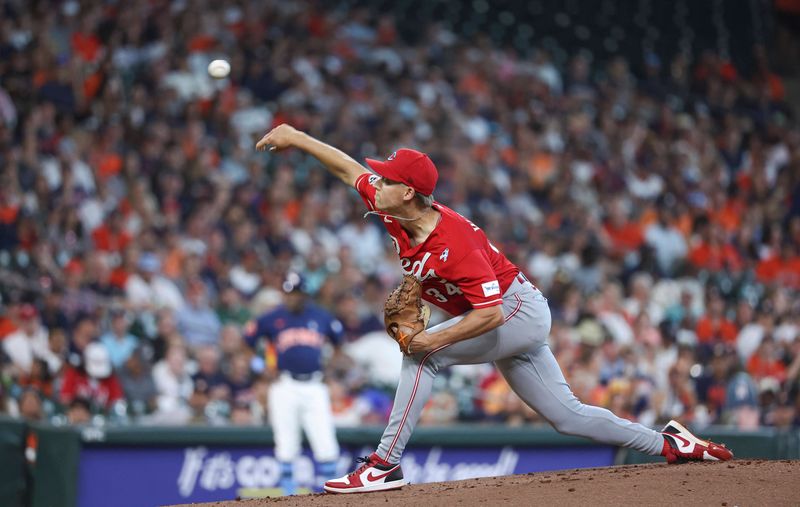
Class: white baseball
207,59,231,79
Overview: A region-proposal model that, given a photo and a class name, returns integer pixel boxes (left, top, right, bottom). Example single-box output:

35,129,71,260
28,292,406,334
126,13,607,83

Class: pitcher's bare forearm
406,305,504,354
292,132,368,187
256,124,368,188
430,305,504,346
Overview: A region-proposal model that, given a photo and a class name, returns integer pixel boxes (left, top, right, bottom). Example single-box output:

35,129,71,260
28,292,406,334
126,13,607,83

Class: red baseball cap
365,149,438,196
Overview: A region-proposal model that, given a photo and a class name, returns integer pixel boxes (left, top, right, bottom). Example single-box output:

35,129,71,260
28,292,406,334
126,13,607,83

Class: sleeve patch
481,280,500,297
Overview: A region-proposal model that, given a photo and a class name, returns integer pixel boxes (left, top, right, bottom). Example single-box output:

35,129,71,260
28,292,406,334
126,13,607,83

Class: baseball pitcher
256,125,733,494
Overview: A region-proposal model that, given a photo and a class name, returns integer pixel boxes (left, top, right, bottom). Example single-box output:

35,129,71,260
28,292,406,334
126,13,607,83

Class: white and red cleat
323,452,407,494
661,420,734,464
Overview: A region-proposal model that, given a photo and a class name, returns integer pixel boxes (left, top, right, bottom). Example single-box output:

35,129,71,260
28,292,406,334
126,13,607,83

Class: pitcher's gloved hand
383,275,431,355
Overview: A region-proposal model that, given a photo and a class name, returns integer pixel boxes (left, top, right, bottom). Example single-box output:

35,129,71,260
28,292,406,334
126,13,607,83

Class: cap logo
387,151,397,161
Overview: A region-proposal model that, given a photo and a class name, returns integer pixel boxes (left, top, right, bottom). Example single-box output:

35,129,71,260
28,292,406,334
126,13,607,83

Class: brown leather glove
384,275,431,355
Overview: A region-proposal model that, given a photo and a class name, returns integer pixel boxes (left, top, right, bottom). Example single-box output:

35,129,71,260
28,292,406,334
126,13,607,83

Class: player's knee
552,418,583,435
547,404,590,435
549,414,578,435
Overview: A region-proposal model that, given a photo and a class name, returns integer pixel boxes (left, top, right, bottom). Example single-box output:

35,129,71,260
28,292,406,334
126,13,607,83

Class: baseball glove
384,275,431,355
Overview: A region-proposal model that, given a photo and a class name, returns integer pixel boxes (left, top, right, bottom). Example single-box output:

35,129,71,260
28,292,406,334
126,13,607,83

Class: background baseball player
244,272,343,495
256,124,733,494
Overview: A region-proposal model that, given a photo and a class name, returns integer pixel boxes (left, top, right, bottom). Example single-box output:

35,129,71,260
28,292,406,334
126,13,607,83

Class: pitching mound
170,459,800,507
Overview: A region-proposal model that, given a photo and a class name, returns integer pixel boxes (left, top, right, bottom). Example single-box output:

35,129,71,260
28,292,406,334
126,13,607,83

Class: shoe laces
348,456,373,478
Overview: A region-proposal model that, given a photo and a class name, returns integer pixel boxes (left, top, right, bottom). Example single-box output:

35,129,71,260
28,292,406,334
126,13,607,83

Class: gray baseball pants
376,276,664,463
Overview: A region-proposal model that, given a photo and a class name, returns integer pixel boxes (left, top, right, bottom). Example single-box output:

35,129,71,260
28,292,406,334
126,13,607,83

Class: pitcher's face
374,176,410,212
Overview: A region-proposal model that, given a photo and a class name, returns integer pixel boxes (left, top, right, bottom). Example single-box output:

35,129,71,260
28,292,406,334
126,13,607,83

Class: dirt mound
170,460,800,507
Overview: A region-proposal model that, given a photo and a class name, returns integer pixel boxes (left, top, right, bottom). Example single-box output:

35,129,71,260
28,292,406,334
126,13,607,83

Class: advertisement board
77,444,615,506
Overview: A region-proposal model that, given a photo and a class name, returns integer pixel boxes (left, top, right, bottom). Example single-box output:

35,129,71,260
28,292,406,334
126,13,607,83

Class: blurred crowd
0,0,799,431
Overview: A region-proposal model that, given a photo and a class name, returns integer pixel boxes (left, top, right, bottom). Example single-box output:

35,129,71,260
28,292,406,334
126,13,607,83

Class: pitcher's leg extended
495,344,664,455
323,352,430,493
374,312,515,463
324,317,468,494
375,349,441,463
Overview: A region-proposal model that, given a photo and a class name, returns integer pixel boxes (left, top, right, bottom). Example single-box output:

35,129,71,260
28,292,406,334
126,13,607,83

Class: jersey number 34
425,282,462,303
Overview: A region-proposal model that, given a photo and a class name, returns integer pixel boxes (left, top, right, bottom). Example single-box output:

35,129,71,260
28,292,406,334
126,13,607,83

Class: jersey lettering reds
355,173,519,316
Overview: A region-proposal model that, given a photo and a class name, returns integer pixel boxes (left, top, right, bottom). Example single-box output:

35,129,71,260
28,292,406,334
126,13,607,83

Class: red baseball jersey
355,173,519,316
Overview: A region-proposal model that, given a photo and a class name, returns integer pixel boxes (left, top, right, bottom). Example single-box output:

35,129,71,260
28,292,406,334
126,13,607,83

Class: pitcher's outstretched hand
256,123,298,152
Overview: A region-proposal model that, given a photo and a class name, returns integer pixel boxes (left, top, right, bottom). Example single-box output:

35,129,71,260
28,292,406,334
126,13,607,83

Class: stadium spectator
99,307,138,369
2,304,61,378
224,351,254,408
696,291,739,346
176,277,221,350
60,260,99,325
215,284,252,326
644,202,688,277
38,289,69,332
333,292,382,343
118,347,158,418
17,388,44,422
189,345,230,421
66,397,92,426
151,343,193,424
125,253,184,312
60,342,124,414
